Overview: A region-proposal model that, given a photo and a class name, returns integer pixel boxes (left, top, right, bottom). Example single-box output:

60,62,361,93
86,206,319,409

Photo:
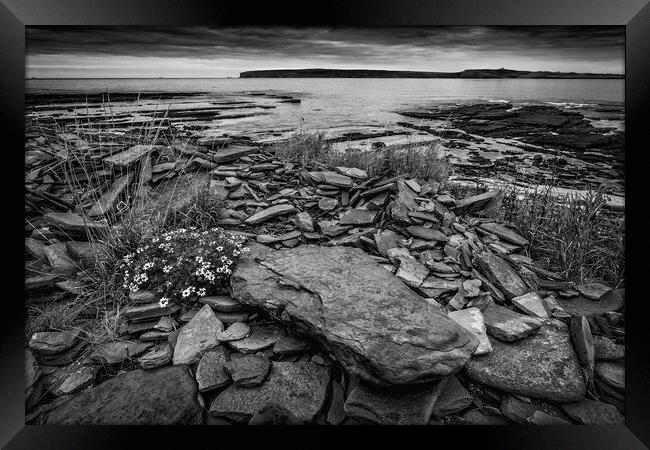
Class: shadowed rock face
230,243,479,385
45,366,203,425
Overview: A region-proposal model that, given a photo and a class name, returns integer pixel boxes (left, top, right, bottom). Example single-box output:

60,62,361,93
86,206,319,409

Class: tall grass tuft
491,183,624,288
272,131,452,183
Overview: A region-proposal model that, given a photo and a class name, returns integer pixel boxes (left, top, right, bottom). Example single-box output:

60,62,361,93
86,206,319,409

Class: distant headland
239,68,623,79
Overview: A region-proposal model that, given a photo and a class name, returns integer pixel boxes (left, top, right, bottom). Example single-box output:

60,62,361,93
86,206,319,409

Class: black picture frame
4,0,649,448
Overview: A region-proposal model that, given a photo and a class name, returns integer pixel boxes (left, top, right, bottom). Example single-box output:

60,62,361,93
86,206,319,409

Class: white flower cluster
120,226,249,306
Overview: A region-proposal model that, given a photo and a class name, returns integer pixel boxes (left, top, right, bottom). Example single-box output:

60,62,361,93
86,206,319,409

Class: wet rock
475,251,528,300
173,304,223,365
431,375,473,416
217,322,251,342
228,323,285,354
447,308,490,354
45,366,202,425
561,399,624,424
512,292,550,318
344,378,448,425
138,344,173,369
595,361,624,391
231,243,478,385
339,208,378,225
244,204,295,225
593,336,624,361
209,361,329,422
225,353,271,387
465,319,586,403
29,330,81,355
479,223,528,246
481,303,543,341
90,341,153,365
248,403,305,425
196,347,231,392
576,283,611,300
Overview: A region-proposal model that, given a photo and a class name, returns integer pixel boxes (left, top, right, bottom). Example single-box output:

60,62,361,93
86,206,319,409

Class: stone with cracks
296,211,314,232
230,243,479,385
481,303,543,342
339,208,378,225
344,378,449,425
373,229,403,258
244,204,295,225
465,319,586,403
209,361,329,422
225,353,271,387
173,304,223,365
474,251,528,300
196,348,230,392
45,366,203,425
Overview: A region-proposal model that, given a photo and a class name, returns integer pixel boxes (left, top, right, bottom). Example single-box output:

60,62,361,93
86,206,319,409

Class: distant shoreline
239,68,624,79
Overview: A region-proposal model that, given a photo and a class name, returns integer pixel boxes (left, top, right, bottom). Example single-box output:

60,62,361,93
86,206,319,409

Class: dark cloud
26,26,623,62
25,26,624,77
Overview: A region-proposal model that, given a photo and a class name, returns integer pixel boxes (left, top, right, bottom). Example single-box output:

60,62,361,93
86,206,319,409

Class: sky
25,26,625,78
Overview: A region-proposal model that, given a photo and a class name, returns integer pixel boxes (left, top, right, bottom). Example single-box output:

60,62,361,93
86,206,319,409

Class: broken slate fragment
173,304,223,365
481,303,543,342
448,307,492,355
244,204,295,225
512,292,550,319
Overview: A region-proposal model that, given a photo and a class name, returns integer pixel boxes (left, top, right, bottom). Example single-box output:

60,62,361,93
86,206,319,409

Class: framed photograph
4,0,649,447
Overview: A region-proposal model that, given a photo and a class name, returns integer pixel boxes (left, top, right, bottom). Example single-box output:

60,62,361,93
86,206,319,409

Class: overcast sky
25,26,624,78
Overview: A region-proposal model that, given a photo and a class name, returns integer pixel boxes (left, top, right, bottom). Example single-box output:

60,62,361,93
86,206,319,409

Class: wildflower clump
119,227,249,307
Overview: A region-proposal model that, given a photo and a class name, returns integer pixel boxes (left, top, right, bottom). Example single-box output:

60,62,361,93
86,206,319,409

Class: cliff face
239,68,623,79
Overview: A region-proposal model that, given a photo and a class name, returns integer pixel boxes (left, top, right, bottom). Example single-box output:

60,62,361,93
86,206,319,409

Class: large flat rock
465,319,586,403
45,366,203,425
209,361,329,422
231,243,479,385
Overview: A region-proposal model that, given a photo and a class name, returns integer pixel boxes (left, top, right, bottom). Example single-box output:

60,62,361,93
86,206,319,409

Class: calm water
26,78,625,132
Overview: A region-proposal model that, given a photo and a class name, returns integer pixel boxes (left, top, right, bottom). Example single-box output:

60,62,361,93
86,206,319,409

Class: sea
26,78,625,134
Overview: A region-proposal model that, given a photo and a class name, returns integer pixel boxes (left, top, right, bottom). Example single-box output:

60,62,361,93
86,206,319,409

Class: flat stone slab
481,303,543,341
344,378,448,425
87,173,134,217
475,251,528,300
173,304,223,365
225,353,270,387
103,144,157,167
29,330,81,355
45,366,202,425
228,323,285,354
209,361,329,422
555,294,623,317
199,295,244,312
244,204,295,225
231,243,478,385
339,208,378,225
479,223,528,246
512,292,550,318
212,145,257,163
407,226,449,242
465,319,586,403
217,322,251,342
453,191,499,214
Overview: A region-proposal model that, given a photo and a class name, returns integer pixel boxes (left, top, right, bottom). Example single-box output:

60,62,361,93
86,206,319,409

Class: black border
4,0,649,448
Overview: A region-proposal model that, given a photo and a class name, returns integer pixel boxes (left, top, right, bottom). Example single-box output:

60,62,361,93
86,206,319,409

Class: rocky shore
24,93,625,426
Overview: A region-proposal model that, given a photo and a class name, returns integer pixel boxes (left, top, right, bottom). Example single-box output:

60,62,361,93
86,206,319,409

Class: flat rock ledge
465,319,586,403
230,243,479,385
